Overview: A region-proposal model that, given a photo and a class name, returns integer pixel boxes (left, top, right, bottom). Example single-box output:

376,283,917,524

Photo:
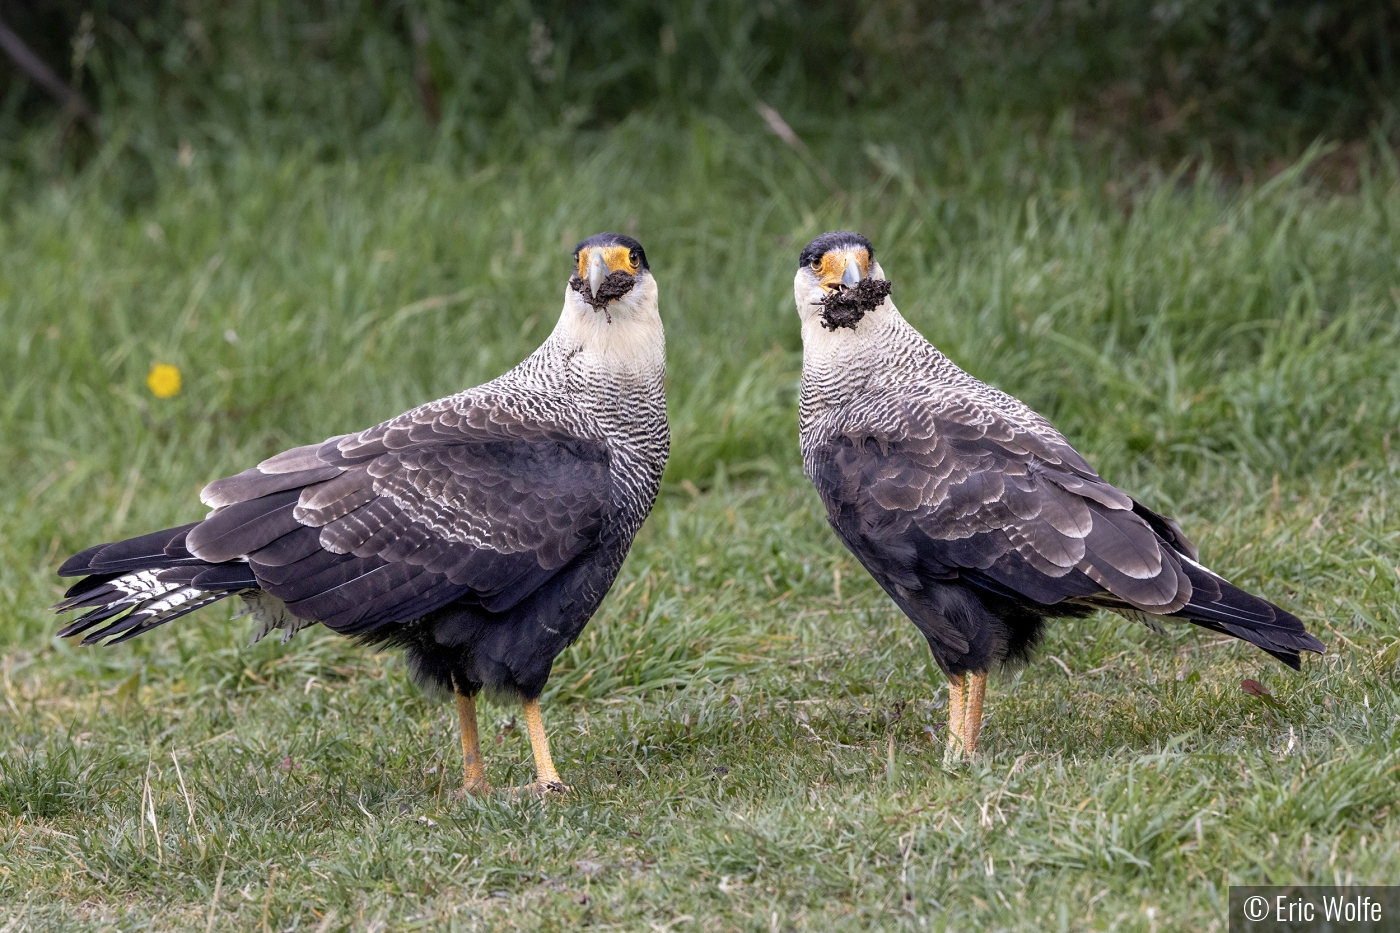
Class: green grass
1,117,1398,930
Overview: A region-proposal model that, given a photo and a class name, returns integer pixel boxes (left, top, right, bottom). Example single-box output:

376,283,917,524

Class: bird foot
452,777,494,798
513,781,571,797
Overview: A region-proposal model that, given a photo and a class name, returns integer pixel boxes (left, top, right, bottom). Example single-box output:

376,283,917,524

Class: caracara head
566,233,653,324
793,231,892,332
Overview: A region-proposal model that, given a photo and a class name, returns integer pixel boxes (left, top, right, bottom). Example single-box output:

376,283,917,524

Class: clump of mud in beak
569,272,635,322
819,278,892,331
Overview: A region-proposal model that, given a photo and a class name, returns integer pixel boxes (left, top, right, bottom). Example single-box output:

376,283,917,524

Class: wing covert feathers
70,392,614,639
261,400,605,628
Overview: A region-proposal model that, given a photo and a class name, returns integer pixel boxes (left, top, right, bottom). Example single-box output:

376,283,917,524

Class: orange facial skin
576,245,641,278
809,247,871,290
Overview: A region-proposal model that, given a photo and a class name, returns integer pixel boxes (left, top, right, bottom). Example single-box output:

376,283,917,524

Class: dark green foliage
2,0,861,173
853,1,1400,166
3,1,1398,178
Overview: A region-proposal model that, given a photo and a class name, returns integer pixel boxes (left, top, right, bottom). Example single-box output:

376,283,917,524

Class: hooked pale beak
841,255,863,288
587,251,608,298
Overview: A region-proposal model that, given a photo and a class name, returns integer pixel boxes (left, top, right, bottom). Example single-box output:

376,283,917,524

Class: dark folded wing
807,388,1192,618
189,392,610,634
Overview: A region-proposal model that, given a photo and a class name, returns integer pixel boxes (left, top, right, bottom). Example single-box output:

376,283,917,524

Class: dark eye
811,260,822,272
630,249,640,267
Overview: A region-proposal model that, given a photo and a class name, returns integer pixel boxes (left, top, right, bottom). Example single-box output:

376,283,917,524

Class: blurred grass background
1,2,1399,930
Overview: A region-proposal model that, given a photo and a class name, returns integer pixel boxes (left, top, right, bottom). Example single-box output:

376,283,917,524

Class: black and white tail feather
58,515,372,647
54,523,297,646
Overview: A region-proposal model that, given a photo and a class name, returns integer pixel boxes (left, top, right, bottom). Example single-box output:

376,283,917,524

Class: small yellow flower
146,363,182,399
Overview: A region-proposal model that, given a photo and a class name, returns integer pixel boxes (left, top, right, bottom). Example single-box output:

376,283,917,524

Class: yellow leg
944,673,966,764
455,689,492,795
520,697,569,794
962,672,987,758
